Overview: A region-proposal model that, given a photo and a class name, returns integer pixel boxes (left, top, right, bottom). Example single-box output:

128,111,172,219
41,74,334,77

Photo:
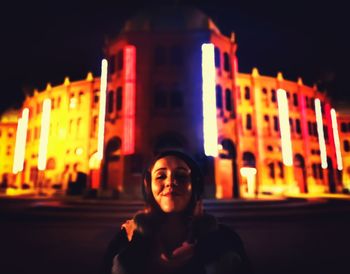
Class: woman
102,150,251,274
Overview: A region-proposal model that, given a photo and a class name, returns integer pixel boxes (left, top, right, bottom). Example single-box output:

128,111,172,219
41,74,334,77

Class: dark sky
0,0,348,114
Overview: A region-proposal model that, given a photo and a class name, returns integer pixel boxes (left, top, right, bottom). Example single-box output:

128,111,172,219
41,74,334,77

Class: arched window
271,89,276,102
108,90,114,113
242,152,256,167
296,119,301,134
268,162,275,178
246,114,252,130
344,140,350,152
278,161,284,178
273,116,279,132
216,85,223,109
225,89,233,111
244,86,250,100
223,52,230,72
214,47,221,68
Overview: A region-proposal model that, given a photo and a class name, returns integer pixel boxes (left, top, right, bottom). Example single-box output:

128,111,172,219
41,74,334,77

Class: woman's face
151,156,192,213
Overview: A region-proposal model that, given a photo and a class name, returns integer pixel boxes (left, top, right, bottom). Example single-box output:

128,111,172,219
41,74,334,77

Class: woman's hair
142,150,204,215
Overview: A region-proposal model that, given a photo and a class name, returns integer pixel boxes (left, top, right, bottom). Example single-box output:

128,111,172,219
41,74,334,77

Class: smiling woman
101,150,252,274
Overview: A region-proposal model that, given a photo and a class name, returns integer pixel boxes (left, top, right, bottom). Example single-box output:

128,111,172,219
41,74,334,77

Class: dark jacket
101,213,252,274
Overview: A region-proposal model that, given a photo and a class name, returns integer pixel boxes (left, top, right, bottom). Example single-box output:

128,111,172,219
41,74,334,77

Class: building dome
121,5,221,34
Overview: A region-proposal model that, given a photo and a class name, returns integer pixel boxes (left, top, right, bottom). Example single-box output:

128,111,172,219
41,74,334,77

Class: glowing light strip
122,45,136,154
315,99,327,168
201,43,218,157
330,109,343,170
277,89,293,166
18,109,29,172
13,118,23,173
38,99,51,170
97,59,108,160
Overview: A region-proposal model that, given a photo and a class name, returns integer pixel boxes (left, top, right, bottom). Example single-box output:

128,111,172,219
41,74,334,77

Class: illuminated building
0,6,349,198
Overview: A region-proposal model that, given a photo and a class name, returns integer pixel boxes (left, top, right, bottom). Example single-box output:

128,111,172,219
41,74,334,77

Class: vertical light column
13,108,29,173
122,45,136,154
277,89,293,166
38,99,51,170
201,43,218,157
330,109,343,170
97,59,108,160
13,118,23,173
315,99,328,168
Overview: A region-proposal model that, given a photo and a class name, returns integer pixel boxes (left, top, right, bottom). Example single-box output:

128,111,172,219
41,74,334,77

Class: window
108,90,114,113
271,89,276,102
78,91,84,106
312,163,318,178
216,85,223,109
318,164,323,179
244,86,250,100
305,96,310,108
91,116,98,137
57,97,61,109
246,114,252,130
223,52,230,72
109,54,116,73
69,94,77,109
225,89,233,111
341,122,347,133
214,47,221,68
267,145,273,151
324,126,329,141
154,90,167,108
76,118,82,138
154,46,166,66
117,50,124,71
308,121,313,135
268,162,275,179
170,46,183,66
6,145,11,156
170,91,183,108
262,88,268,94
93,90,99,106
344,140,350,152
116,87,122,111
289,118,294,133
264,115,270,121
273,116,279,132
296,119,301,134
293,93,298,107
313,123,317,136
278,162,284,178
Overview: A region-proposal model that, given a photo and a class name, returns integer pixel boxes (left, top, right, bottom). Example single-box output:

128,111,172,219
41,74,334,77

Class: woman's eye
156,174,166,180
174,173,190,183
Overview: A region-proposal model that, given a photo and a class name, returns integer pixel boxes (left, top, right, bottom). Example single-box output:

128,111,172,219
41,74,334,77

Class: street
0,197,349,274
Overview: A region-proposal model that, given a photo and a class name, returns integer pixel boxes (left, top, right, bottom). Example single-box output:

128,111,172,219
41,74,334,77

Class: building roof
121,5,221,34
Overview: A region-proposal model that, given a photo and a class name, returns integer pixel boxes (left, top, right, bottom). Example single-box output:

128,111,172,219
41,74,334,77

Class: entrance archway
327,157,336,193
294,154,308,193
218,139,239,198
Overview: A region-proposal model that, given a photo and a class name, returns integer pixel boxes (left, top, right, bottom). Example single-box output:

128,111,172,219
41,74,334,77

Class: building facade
0,6,348,198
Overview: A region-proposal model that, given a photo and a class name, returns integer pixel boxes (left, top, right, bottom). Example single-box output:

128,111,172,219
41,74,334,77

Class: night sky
0,0,348,114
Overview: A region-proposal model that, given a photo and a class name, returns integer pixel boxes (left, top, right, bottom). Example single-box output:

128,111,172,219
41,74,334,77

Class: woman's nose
165,175,177,187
